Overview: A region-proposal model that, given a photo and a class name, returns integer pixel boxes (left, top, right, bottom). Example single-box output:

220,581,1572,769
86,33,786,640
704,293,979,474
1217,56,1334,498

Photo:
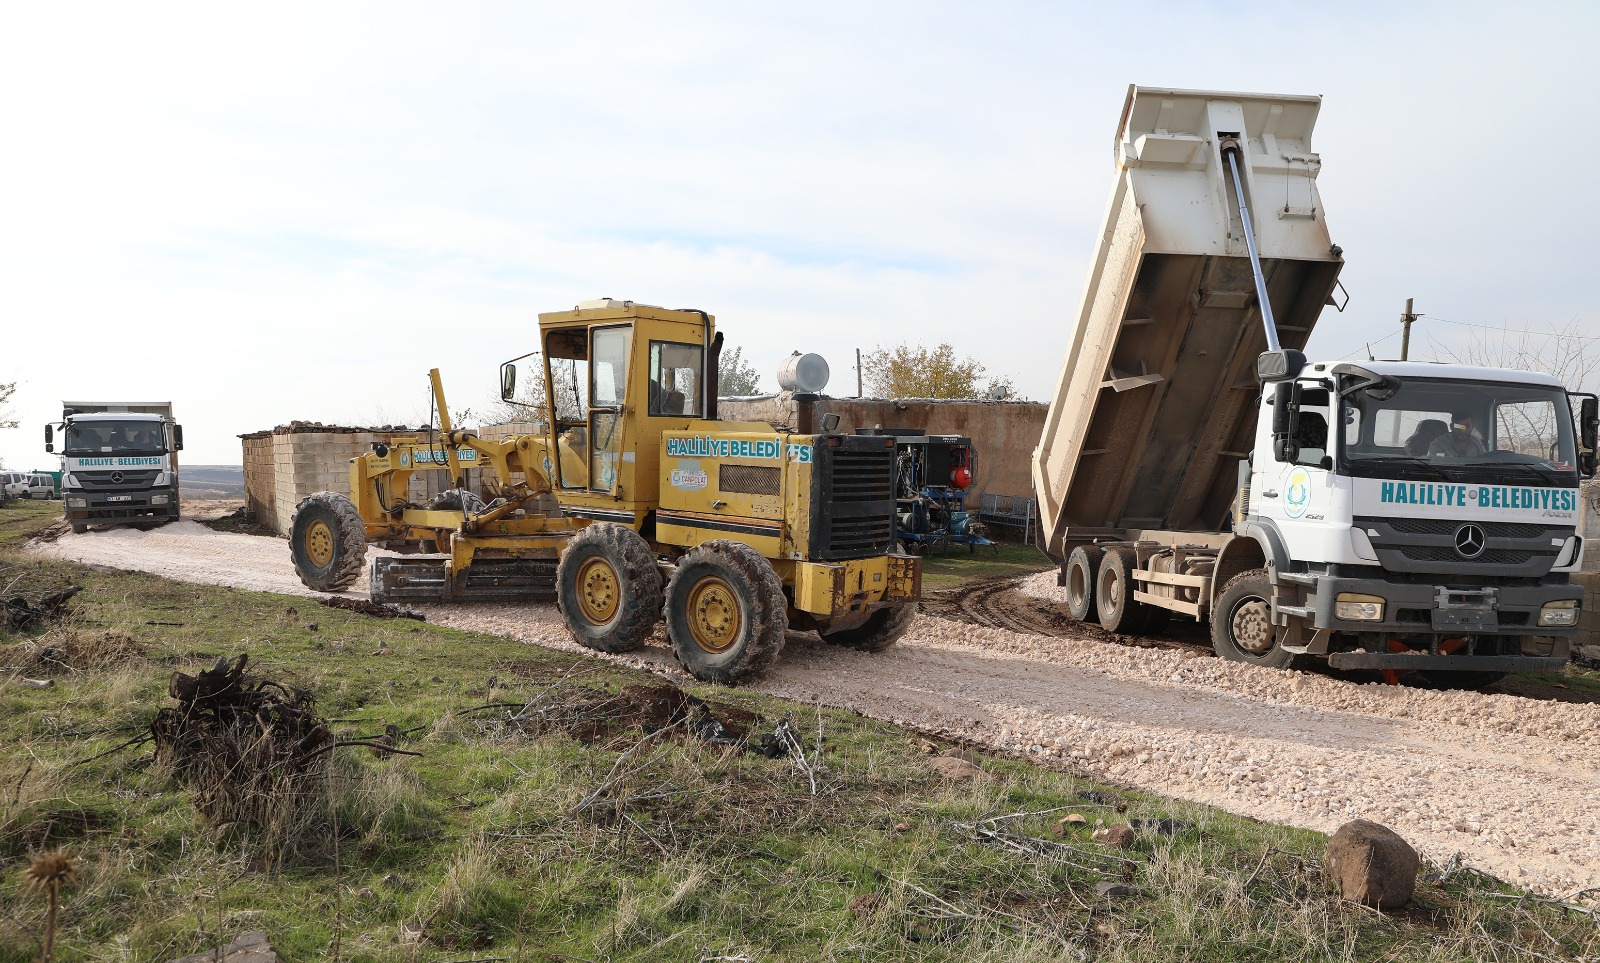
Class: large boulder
1324,819,1420,909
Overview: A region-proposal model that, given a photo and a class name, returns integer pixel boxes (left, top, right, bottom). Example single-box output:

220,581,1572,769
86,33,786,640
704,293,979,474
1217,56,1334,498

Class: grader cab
287,299,921,683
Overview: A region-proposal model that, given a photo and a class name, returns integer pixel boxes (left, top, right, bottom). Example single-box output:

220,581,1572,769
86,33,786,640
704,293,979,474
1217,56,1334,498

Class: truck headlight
65,474,80,488
1538,600,1579,627
66,497,88,508
150,494,170,505
1335,593,1385,621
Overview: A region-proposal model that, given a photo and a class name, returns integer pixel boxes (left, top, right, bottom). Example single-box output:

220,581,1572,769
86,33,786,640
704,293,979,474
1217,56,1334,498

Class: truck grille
809,440,896,560
1386,518,1546,539
73,470,159,491
1354,515,1571,577
1399,546,1538,566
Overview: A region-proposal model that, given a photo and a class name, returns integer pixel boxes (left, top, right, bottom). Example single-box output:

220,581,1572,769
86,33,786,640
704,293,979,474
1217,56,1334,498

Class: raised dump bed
1032,86,1344,557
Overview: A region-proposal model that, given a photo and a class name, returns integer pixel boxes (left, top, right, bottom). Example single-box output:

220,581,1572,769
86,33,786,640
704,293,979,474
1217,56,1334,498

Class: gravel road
31,523,1600,900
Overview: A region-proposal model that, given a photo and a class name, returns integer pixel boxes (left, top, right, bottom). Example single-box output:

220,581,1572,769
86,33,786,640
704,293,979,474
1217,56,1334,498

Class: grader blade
371,556,558,604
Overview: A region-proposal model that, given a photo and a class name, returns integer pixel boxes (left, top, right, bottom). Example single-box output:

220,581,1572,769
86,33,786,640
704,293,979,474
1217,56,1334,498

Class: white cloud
2,1,1597,469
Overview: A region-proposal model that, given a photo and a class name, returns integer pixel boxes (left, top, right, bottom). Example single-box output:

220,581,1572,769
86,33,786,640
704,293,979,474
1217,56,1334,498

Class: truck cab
48,406,183,533
1247,359,1592,667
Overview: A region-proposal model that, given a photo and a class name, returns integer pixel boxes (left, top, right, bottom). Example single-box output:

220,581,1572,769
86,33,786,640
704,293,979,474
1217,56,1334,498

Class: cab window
648,342,703,417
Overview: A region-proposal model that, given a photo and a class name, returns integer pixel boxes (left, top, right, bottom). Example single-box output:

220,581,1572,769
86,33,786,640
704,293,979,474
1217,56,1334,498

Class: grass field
3,501,1598,961
918,542,1053,592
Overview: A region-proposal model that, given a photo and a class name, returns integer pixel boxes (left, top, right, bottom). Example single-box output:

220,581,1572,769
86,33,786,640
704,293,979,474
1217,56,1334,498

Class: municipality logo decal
1282,466,1311,519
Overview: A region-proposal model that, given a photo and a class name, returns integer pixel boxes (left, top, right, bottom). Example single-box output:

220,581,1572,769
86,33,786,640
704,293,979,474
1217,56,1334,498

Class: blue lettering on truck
1379,481,1576,512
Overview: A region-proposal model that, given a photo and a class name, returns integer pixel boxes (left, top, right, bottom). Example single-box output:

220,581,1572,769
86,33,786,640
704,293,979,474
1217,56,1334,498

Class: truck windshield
1340,377,1578,486
63,421,167,455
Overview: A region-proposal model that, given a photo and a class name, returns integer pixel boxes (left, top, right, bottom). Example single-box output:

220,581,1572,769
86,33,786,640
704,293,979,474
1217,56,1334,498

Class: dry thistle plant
23,848,80,963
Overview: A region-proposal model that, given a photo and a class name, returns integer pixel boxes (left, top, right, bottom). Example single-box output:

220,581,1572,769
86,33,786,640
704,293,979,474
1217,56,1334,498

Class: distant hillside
183,465,244,498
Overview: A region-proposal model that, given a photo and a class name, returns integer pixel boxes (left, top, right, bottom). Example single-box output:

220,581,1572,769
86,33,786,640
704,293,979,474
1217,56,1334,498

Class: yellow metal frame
345,306,919,621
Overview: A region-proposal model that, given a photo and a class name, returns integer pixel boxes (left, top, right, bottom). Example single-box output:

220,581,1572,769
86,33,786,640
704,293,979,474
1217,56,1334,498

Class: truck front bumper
1326,652,1567,672
1307,573,1581,638
64,487,180,525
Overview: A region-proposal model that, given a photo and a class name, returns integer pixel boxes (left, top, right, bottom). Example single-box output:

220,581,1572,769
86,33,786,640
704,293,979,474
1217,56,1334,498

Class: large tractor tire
1211,569,1298,669
1064,545,1100,623
556,522,663,653
289,492,368,592
819,602,917,652
664,540,787,685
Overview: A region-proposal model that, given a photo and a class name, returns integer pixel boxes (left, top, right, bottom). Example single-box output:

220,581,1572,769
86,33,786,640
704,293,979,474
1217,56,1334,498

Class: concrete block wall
242,427,482,535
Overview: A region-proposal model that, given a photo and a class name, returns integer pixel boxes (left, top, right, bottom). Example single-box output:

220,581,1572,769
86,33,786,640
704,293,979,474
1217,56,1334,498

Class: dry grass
2,627,145,677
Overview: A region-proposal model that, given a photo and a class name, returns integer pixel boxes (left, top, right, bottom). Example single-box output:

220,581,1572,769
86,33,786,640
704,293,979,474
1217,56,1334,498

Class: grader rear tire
556,522,663,653
664,540,787,685
819,602,916,653
289,491,368,592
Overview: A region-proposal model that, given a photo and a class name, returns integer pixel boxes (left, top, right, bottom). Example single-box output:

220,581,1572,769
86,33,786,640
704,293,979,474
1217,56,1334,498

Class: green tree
718,345,762,396
861,343,1010,399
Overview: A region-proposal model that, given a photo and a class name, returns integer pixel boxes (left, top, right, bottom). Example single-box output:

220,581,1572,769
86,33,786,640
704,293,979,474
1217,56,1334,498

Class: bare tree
1427,318,1598,457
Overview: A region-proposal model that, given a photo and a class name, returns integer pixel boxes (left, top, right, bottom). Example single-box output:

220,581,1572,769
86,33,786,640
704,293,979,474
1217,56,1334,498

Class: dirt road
31,523,1600,900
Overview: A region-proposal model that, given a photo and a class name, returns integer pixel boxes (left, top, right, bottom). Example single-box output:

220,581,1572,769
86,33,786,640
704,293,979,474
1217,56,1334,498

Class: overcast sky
3,1,1597,468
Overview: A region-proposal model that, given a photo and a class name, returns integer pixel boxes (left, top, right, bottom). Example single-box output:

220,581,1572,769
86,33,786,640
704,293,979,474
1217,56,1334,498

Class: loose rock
1325,819,1420,909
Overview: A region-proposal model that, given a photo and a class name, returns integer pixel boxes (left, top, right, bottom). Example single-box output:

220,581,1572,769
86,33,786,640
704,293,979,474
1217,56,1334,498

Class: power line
1427,315,1600,342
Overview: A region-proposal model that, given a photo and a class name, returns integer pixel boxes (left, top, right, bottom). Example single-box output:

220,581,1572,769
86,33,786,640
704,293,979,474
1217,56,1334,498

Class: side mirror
1271,381,1301,463
173,425,185,452
1581,451,1598,478
1581,396,1598,453
1256,349,1307,383
44,425,54,453
500,363,518,402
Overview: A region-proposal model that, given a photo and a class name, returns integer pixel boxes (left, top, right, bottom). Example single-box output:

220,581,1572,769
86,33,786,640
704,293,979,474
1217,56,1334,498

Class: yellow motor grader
287,299,921,683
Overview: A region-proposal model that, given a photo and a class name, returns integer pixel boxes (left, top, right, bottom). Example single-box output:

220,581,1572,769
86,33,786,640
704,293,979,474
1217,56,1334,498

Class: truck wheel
289,492,369,592
1096,546,1155,634
1064,546,1100,622
556,522,663,653
664,540,787,685
820,602,916,652
1211,569,1296,669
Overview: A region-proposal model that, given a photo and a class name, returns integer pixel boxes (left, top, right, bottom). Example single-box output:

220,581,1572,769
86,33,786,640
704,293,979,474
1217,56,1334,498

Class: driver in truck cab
1428,411,1486,458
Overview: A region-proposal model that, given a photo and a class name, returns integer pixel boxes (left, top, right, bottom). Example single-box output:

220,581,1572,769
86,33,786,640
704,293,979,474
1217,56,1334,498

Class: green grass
919,542,1053,591
0,499,60,547
2,517,1597,960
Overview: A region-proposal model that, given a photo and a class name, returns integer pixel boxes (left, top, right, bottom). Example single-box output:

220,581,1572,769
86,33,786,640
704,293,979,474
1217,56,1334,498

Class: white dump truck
1032,86,1598,681
46,401,184,533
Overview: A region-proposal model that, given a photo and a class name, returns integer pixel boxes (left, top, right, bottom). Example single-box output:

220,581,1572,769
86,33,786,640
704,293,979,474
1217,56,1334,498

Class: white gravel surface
31,525,1600,900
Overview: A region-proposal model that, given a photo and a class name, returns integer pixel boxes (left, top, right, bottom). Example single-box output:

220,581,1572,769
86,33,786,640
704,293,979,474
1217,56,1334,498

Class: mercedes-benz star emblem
110,471,124,484
1453,523,1486,559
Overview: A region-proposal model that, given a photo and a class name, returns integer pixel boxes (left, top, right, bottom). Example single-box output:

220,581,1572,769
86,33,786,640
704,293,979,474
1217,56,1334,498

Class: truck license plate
107,495,132,502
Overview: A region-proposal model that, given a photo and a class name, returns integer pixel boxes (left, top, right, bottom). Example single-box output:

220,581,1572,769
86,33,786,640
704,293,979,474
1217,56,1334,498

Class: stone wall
718,393,1048,507
239,426,476,535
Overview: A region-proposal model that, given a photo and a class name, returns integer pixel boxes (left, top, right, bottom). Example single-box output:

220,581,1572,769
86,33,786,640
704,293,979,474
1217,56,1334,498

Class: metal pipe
1222,144,1280,352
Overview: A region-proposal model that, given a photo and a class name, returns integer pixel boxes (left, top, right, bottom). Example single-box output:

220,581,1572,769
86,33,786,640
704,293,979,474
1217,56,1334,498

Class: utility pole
856,348,863,397
1399,297,1419,361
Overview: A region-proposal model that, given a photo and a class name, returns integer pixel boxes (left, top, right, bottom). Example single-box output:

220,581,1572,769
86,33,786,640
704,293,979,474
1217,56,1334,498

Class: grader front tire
819,602,916,653
556,522,663,653
289,491,368,592
664,540,787,685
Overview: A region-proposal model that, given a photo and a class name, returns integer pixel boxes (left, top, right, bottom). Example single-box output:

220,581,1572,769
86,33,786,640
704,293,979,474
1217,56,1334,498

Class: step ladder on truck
1031,86,1598,684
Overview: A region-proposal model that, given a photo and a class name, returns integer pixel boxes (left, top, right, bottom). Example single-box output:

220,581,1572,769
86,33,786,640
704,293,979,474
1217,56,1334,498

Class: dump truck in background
1032,86,1599,682
46,401,185,533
